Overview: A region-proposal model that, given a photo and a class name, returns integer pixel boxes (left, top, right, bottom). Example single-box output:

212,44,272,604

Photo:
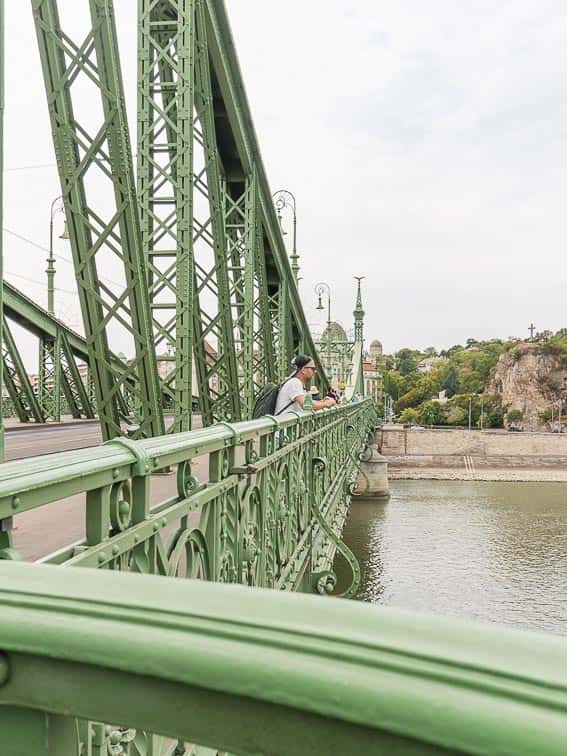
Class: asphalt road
4,415,202,461
5,421,104,461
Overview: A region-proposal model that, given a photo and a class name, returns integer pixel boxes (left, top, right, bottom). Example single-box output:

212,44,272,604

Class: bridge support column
356,441,389,499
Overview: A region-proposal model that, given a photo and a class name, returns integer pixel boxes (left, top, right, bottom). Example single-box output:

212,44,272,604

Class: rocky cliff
489,343,567,430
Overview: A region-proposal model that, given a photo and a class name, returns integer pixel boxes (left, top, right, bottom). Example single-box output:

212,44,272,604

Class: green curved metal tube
1,560,567,755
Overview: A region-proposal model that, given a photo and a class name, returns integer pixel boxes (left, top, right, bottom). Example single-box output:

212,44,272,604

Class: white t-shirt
275,377,305,415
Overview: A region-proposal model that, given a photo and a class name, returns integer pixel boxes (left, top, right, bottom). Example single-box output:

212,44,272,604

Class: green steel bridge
0,2,566,754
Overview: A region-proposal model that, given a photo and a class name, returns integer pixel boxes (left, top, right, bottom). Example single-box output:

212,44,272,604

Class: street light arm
50,194,63,220
273,189,300,283
272,188,296,212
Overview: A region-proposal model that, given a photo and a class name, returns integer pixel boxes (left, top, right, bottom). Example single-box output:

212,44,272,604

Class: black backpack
252,374,296,419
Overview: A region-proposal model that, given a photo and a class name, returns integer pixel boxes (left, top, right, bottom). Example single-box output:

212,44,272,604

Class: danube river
337,480,567,635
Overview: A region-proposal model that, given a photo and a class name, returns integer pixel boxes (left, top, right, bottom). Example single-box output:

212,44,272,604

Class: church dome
369,339,383,356
320,321,348,343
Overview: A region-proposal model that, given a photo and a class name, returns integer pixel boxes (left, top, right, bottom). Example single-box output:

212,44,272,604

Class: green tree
417,400,443,426
459,370,483,394
395,348,420,376
396,374,441,412
399,407,419,424
442,364,459,398
446,405,467,426
382,370,404,400
485,410,504,428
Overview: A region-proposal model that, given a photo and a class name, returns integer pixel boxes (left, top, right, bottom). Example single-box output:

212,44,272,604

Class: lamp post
315,282,332,380
273,189,299,283
48,195,69,315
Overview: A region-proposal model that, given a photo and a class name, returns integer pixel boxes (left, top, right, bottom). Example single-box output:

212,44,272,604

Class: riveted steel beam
137,0,195,434
2,317,44,423
31,0,163,441
203,0,327,387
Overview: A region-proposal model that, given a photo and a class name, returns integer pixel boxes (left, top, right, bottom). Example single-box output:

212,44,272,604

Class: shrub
399,407,419,424
506,409,524,424
417,400,444,426
511,349,522,363
446,405,467,426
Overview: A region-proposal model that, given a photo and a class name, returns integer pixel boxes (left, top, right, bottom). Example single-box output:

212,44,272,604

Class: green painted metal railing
0,401,376,596
1,559,567,755
0,400,376,753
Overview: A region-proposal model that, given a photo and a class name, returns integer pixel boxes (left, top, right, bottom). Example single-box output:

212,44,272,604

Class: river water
336,480,567,635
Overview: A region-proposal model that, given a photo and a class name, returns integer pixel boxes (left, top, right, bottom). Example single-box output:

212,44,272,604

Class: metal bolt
112,545,119,555
153,523,159,532
11,497,20,510
112,468,119,478
98,552,107,564
134,535,139,543
161,518,167,527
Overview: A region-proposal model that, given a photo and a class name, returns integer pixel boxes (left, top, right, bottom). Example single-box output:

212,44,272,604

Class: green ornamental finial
353,276,365,343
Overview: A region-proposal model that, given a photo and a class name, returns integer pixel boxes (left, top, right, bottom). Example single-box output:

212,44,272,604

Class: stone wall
380,426,567,458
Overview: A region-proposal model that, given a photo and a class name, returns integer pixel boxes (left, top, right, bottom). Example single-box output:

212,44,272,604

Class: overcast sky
4,1,567,367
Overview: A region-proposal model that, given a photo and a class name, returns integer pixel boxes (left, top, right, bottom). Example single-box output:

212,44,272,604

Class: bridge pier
355,438,390,499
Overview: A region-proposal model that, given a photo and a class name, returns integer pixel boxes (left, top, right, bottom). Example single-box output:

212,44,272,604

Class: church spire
353,276,365,344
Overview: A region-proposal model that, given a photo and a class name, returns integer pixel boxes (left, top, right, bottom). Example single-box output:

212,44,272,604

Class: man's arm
294,393,336,410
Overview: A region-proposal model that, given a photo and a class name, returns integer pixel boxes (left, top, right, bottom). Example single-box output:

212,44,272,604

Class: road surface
4,416,201,461
5,421,103,461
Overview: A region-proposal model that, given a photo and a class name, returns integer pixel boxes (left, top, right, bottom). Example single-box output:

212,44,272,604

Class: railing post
0,706,78,754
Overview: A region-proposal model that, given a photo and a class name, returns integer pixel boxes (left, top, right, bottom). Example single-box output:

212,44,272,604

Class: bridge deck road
4,418,205,562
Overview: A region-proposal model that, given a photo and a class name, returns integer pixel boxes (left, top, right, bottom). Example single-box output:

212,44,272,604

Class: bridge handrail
0,559,566,755
0,400,373,515
0,399,376,602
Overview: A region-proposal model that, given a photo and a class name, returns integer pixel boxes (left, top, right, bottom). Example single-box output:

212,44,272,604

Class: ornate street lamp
48,195,69,315
272,189,299,284
315,281,332,379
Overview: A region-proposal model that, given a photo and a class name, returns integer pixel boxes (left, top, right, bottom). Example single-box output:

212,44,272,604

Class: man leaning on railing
274,355,336,415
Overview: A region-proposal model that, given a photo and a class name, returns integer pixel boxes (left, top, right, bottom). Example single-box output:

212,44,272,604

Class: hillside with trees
379,330,567,429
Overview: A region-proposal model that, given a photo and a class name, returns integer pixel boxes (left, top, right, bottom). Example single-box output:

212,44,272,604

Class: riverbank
380,426,567,482
389,468,567,482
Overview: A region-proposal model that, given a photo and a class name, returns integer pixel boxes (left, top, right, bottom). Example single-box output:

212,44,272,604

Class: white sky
4,1,567,368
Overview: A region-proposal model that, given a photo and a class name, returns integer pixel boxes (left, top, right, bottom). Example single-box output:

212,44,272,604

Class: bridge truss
0,3,382,753
28,0,326,443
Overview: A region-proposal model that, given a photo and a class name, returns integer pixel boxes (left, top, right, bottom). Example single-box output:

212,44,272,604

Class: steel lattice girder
2,317,44,423
138,0,239,429
2,281,179,423
3,282,96,423
137,0,195,433
59,330,94,419
203,0,327,388
138,0,326,428
31,0,327,440
38,333,61,422
31,0,164,441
